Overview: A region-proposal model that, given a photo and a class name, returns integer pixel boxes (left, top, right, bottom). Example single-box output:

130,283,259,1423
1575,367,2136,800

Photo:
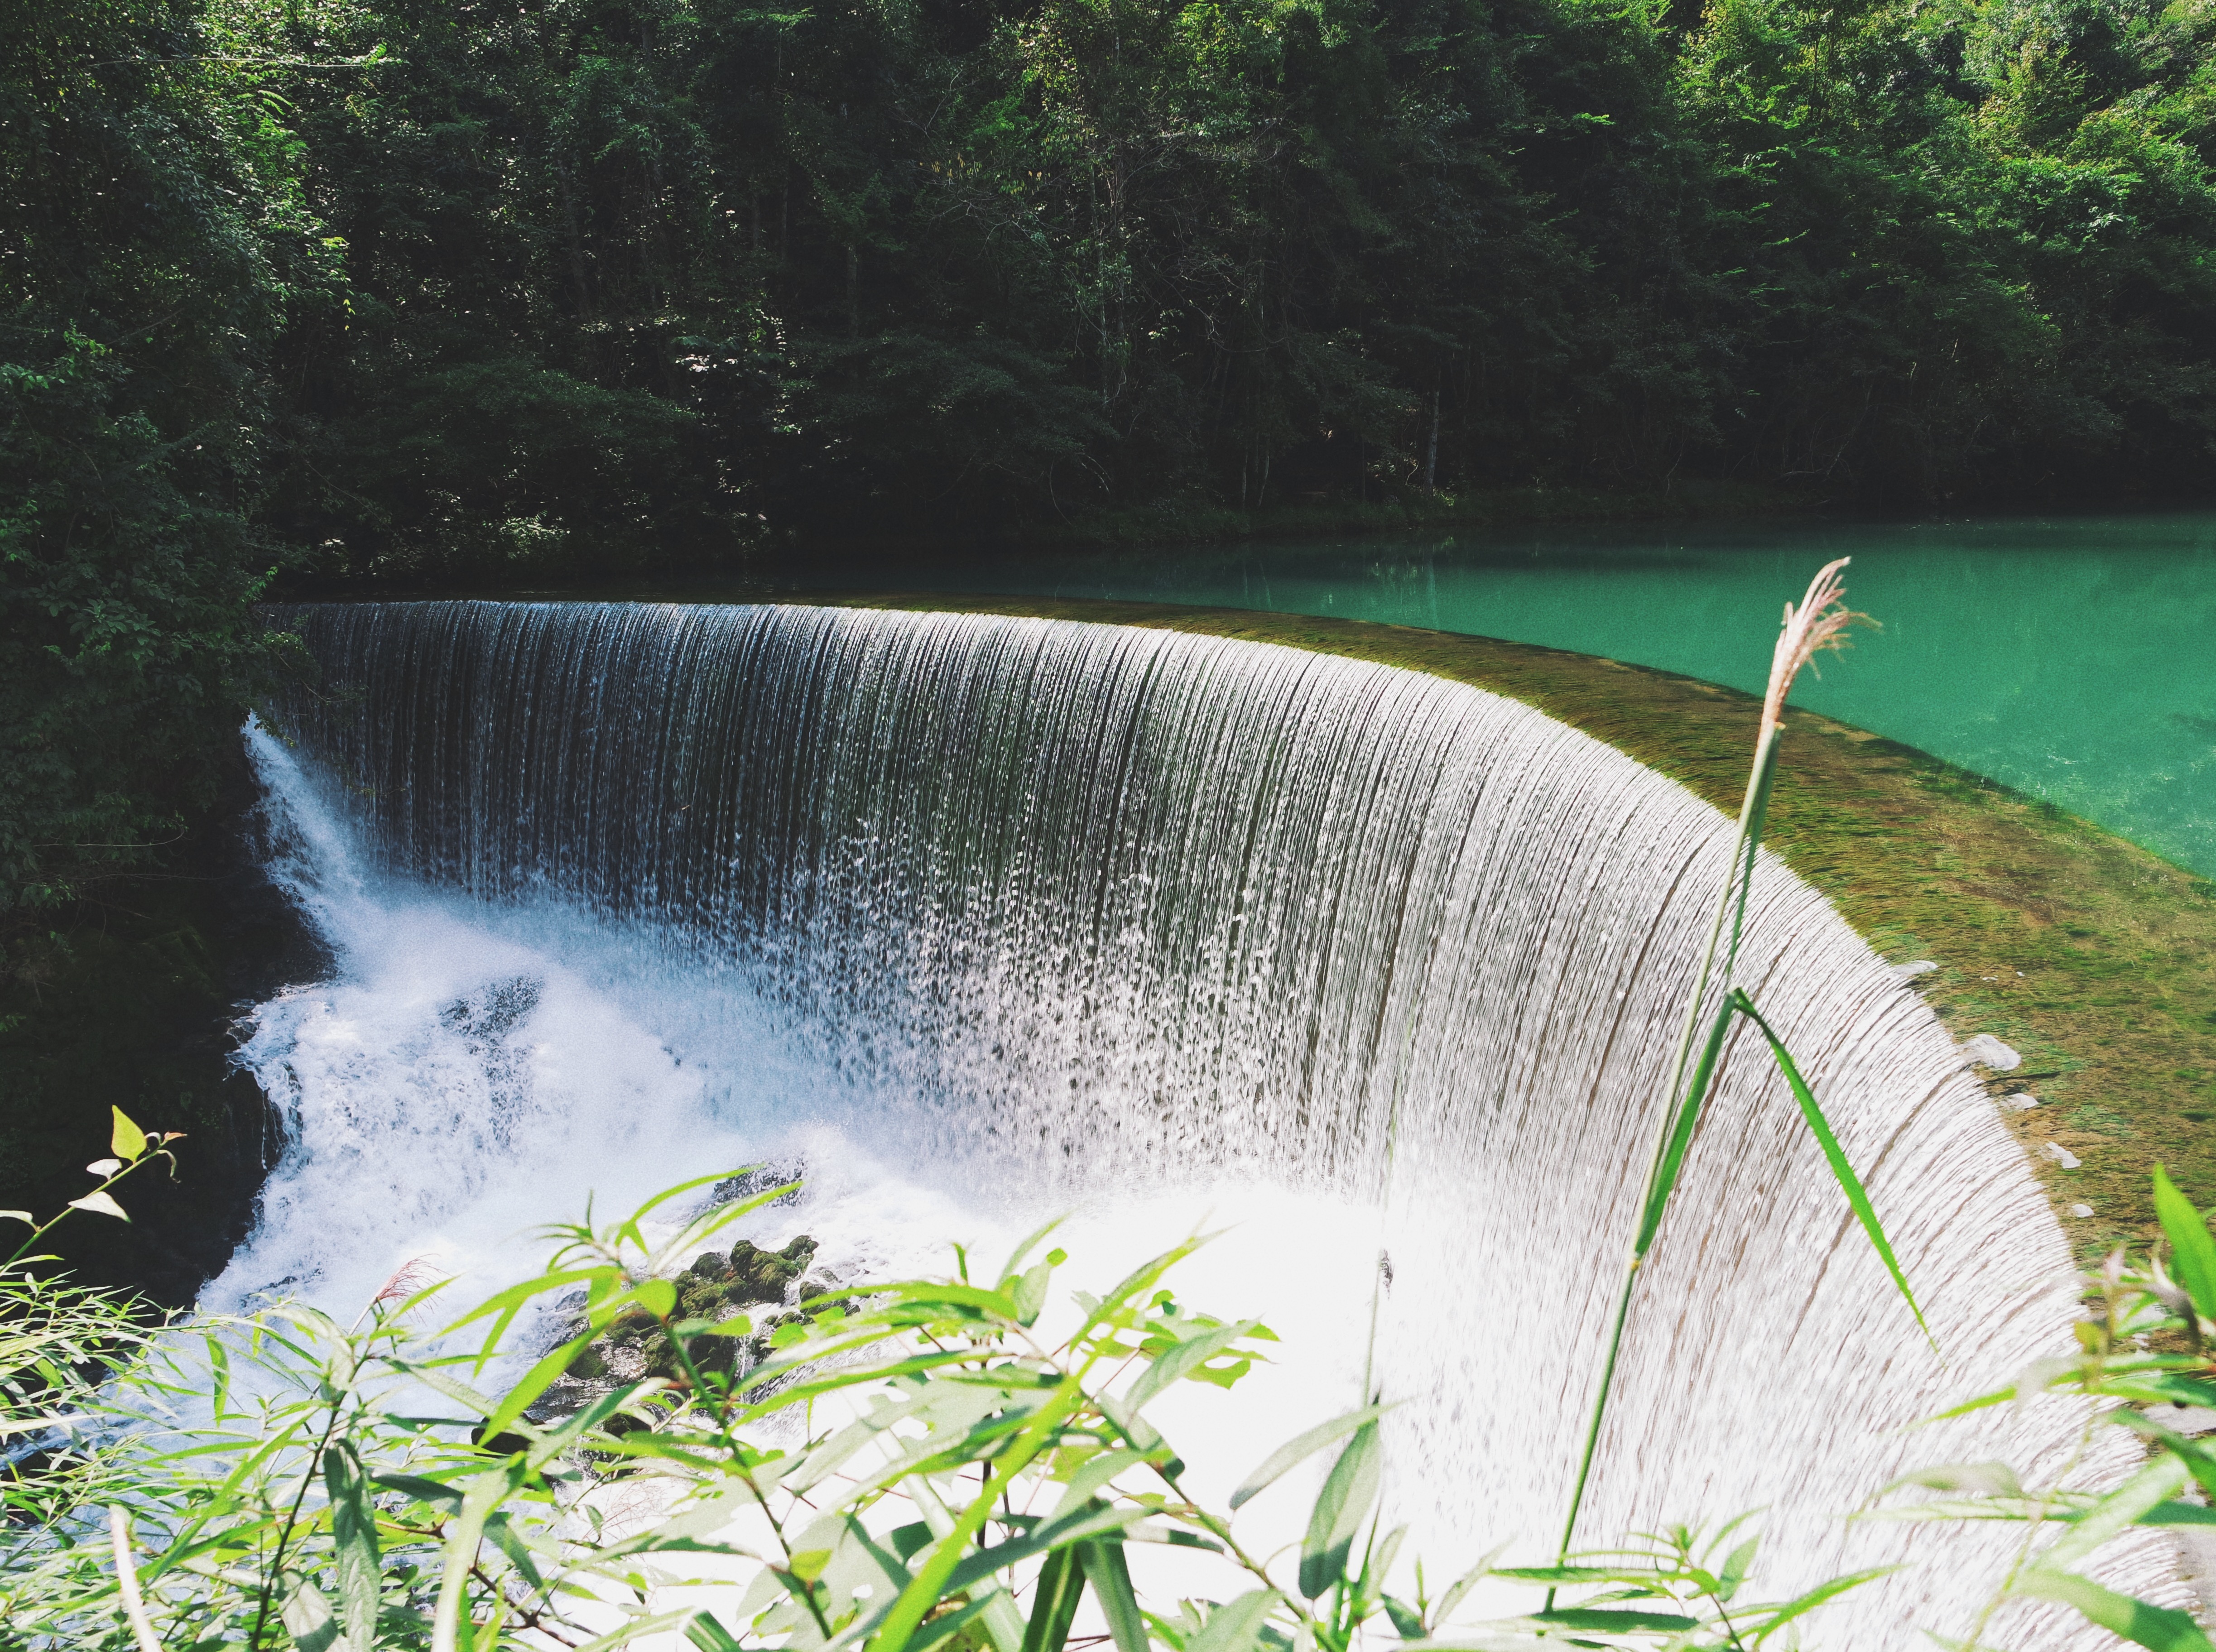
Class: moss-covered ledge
772,591,2216,1255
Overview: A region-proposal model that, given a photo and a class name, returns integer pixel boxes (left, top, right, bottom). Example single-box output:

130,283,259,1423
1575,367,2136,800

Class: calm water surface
799,513,2216,877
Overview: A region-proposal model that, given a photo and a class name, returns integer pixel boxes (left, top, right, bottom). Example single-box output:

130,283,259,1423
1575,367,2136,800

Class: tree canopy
5,0,2216,912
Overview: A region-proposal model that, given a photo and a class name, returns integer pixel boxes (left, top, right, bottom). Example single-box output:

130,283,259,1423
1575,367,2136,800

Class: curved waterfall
243,599,2168,1647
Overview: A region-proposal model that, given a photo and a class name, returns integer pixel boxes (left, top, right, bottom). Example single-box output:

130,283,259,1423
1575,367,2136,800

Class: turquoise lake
792,512,2216,878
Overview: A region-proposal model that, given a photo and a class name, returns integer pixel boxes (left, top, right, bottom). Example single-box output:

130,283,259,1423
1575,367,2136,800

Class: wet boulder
726,1235,818,1304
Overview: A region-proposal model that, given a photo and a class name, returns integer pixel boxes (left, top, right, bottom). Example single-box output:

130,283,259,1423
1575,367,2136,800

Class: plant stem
1550,724,1782,1592
109,1506,164,1652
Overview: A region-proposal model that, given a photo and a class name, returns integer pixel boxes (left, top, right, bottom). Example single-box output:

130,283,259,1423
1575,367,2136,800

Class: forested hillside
4,0,2215,1285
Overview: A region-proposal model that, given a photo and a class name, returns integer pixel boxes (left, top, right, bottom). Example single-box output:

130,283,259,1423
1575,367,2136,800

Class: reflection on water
786,513,2216,876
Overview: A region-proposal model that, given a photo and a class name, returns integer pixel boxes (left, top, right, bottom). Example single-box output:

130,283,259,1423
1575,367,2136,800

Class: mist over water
230,599,2173,1645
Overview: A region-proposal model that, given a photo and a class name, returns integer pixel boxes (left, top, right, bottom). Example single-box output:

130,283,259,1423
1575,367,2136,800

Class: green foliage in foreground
14,1143,2216,1650
2,1161,1879,1652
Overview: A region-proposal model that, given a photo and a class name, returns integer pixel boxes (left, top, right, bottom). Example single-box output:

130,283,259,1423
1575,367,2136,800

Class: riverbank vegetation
9,0,2215,1284
8,1155,2216,1651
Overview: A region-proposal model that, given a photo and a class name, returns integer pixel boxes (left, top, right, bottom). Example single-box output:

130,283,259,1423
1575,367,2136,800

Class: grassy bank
779,591,2216,1255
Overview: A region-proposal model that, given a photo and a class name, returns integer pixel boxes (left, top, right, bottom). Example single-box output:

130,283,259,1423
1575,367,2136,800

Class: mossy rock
726,1235,818,1304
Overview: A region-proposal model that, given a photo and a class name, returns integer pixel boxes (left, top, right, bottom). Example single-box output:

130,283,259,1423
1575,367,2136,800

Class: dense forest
4,0,2215,1284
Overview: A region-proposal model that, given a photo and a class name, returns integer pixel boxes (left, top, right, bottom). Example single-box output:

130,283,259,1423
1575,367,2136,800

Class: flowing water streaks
254,600,2181,1646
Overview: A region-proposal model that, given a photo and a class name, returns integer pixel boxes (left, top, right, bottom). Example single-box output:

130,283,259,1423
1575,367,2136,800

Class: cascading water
223,599,2175,1647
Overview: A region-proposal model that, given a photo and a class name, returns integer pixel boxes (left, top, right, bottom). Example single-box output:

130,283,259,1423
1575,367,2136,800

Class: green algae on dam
782,591,2216,1253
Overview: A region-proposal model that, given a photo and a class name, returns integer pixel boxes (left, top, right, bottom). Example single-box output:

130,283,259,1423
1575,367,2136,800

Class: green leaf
111,1107,147,1161
1717,1535,1756,1602
1881,1462,2025,1499
913,1599,999,1652
324,1444,382,1652
1128,1320,1264,1411
1732,989,1931,1345
478,1329,596,1443
1529,1609,1698,1632
1382,1595,1426,1637
2154,1164,2216,1327
1745,1564,1896,1638
370,1472,467,1511
1022,1546,1088,1652
635,1277,678,1319
2013,1568,2216,1651
687,1613,747,1652
1187,1590,1279,1652
940,1504,1151,1599
1230,1404,1388,1509
1079,1542,1147,1652
1013,1259,1055,1326
281,1573,341,1652
2039,1455,2190,1571
67,1191,128,1222
1635,999,1735,1256
1053,1449,1159,1518
2140,1503,2216,1527
1299,1422,1381,1600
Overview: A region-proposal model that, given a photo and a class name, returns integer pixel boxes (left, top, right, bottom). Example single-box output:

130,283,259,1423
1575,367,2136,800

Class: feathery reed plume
1763,557,1868,735
1549,558,1919,1593
353,1255,444,1330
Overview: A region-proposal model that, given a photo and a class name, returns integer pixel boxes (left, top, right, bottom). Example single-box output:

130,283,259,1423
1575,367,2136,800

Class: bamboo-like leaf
867,1378,1088,1652
111,1107,148,1161
941,1503,1152,1599
1881,1461,2025,1499
478,1328,595,1443
371,1472,466,1511
67,1191,128,1222
687,1613,747,1652
281,1573,341,1652
1231,1404,1388,1509
1079,1542,1148,1652
1128,1320,1264,1411
1188,1590,1280,1652
324,1444,382,1652
1732,989,1931,1346
2154,1165,2216,1327
1742,1565,1897,1638
2121,1415,2216,1503
1022,1547,1088,1652
1299,1422,1381,1600
2013,1568,2216,1652
1634,1000,1735,1256
2038,1455,2189,1571
1431,1544,1509,1627
911,1599,999,1652
1053,1449,1159,1518
1527,1609,1697,1633
1717,1535,1757,1602
431,1468,522,1652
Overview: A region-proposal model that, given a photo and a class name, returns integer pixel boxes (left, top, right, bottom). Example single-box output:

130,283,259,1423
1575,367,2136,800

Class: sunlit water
784,512,2216,876
218,600,2178,1645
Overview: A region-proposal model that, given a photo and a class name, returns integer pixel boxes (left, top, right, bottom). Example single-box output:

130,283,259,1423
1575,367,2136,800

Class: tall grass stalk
1552,559,1929,1583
